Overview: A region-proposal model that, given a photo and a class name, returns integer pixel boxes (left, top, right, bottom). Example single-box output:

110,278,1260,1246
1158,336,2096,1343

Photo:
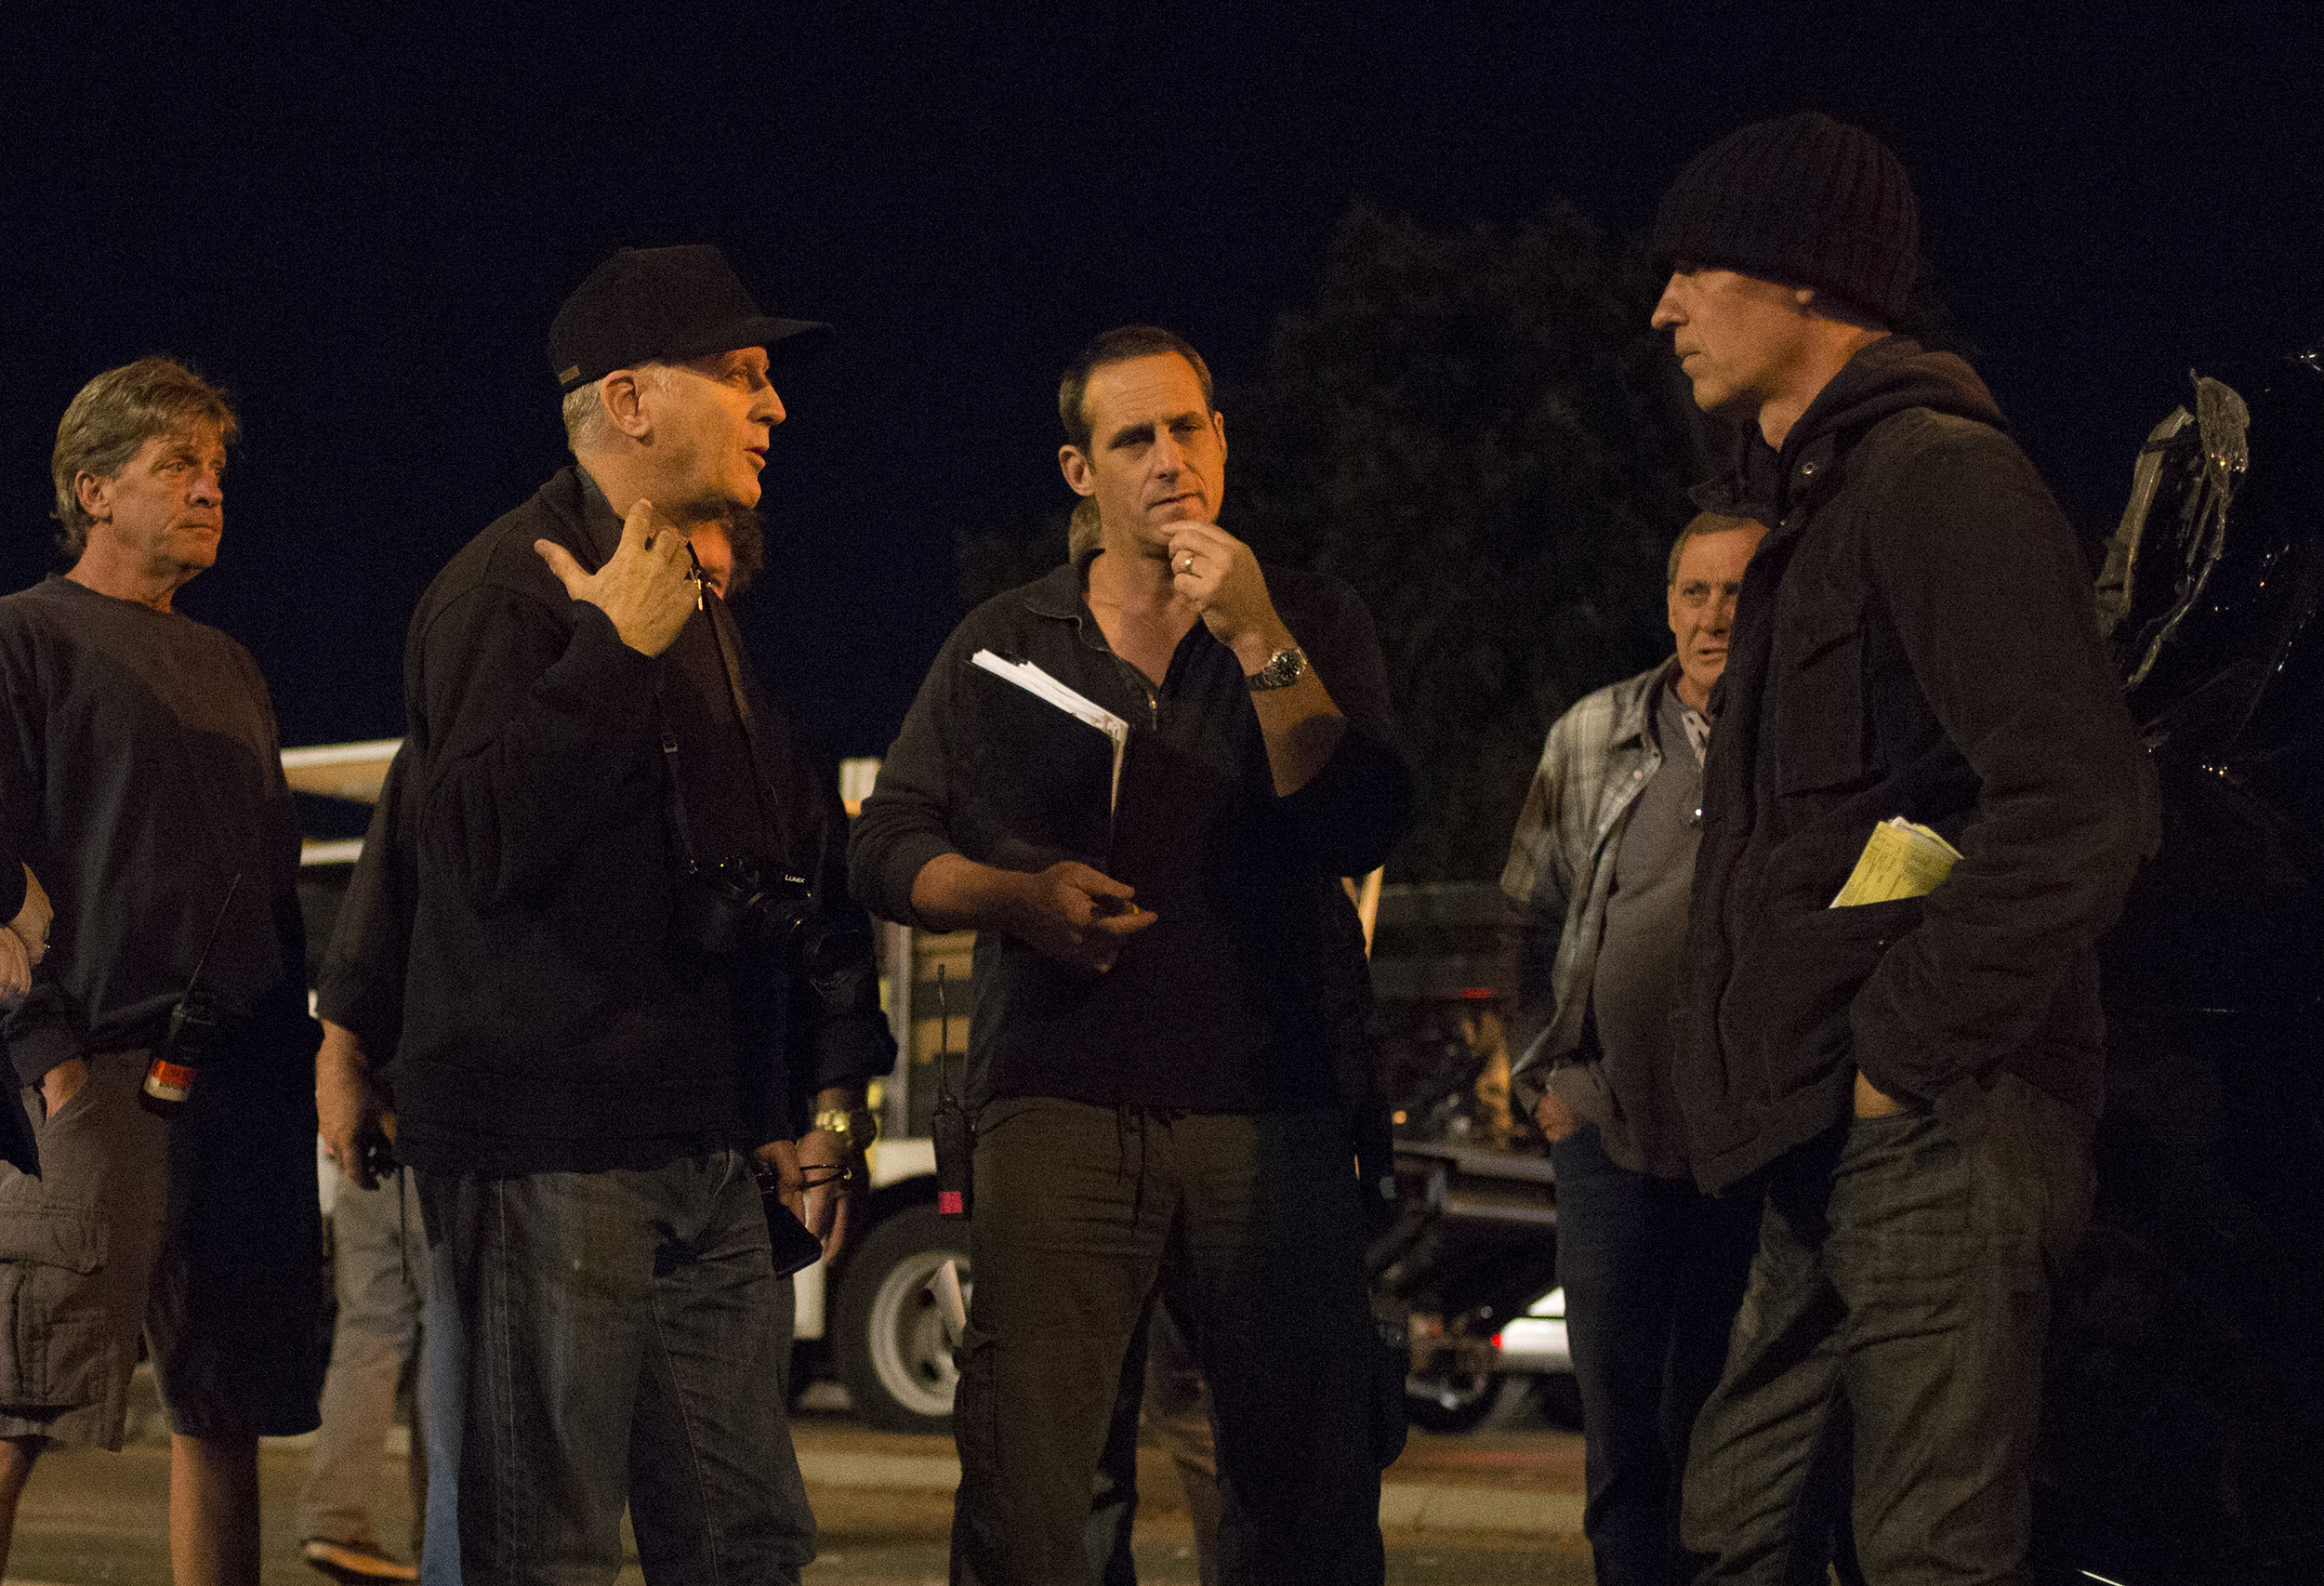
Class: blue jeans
1552,1124,1762,1586
416,1150,811,1586
1681,1074,2094,1585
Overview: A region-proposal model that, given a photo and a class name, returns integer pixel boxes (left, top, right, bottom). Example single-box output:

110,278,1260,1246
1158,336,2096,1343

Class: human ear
1059,445,1095,496
601,372,650,440
73,470,112,524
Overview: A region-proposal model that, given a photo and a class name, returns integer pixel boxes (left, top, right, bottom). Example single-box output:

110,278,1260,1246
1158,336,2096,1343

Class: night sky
7,4,2319,768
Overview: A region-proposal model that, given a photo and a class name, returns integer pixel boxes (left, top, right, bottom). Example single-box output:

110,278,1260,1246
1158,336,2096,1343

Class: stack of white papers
971,650,1130,811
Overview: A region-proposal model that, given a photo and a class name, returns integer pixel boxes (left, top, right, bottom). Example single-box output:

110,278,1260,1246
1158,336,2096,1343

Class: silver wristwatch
1244,646,1308,692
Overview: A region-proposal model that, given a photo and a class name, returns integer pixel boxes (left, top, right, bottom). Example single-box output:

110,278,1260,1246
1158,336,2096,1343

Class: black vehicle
2037,350,2324,1586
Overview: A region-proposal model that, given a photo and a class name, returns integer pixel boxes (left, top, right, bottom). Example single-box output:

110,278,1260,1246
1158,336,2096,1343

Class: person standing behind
394,245,890,1586
1647,113,2157,1582
0,357,325,1586
301,743,426,1586
1501,511,1766,1586
852,324,1410,1586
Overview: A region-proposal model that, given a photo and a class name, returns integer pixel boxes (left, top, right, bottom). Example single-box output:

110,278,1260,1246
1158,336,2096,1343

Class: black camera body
671,858,816,961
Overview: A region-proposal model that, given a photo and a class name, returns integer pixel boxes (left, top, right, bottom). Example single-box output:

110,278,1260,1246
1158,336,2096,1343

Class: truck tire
832,1202,971,1434
1404,1368,1501,1434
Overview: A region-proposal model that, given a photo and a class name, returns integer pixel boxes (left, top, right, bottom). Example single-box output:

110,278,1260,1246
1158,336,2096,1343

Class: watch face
1249,647,1307,691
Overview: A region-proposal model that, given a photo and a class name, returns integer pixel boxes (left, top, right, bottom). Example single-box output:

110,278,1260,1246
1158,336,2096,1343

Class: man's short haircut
51,357,239,562
1668,510,1764,583
1058,326,1215,456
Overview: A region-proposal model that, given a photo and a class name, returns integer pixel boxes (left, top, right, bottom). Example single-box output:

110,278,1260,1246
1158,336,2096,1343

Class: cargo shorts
0,1047,323,1447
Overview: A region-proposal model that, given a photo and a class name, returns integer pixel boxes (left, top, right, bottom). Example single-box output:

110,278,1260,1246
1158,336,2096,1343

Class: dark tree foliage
1228,202,1709,880
954,501,1076,614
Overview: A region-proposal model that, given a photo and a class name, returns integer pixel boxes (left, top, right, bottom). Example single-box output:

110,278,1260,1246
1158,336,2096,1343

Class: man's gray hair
51,357,239,562
560,363,680,456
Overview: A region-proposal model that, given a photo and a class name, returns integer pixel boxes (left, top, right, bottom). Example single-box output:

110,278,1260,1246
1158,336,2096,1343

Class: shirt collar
573,466,625,568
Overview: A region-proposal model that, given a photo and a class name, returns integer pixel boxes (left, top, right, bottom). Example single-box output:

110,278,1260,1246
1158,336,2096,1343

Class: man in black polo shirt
397,247,891,1586
852,324,1412,1586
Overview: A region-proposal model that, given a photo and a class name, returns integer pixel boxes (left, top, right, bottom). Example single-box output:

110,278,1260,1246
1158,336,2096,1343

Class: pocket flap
0,1204,108,1274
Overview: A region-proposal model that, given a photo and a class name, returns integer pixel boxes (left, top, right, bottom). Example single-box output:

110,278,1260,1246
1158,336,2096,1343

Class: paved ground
4,1384,1591,1585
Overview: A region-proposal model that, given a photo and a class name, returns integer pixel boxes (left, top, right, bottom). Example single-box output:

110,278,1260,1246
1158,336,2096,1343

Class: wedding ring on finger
1179,553,1196,575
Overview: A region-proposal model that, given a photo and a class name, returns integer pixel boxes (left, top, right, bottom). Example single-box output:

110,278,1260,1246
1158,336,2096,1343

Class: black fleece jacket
391,468,891,1175
1677,337,2158,1193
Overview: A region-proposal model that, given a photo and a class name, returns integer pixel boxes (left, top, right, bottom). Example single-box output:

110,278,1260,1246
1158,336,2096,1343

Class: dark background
5,3,2318,789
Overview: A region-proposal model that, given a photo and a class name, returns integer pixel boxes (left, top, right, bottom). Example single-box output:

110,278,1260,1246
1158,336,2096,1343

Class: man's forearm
1224,622,1346,797
906,852,1030,936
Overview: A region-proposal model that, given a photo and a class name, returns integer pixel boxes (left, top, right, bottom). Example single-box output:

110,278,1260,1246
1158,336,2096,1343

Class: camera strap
656,719,708,875
700,583,792,864
653,566,788,877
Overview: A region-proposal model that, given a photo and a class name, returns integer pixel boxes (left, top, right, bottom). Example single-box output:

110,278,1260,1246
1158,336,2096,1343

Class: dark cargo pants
951,1099,1385,1586
1681,1073,2094,1586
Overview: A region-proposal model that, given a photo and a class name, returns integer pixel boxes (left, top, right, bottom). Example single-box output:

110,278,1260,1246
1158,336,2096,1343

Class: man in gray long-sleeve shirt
1503,512,1765,1586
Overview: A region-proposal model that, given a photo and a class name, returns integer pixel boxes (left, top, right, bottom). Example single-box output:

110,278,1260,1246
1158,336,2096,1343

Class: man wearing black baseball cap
1648,115,2156,1583
387,245,891,1585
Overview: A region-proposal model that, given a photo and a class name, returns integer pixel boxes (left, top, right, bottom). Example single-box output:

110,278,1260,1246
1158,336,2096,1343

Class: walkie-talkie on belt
931,963,971,1219
139,872,244,1119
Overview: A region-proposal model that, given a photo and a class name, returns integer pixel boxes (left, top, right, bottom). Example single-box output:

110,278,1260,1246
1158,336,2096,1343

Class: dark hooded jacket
1677,337,2158,1194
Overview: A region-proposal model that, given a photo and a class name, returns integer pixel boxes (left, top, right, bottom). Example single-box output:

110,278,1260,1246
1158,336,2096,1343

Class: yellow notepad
1830,817,1962,907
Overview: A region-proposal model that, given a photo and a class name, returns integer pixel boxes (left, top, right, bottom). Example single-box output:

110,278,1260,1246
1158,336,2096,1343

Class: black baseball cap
548,245,831,393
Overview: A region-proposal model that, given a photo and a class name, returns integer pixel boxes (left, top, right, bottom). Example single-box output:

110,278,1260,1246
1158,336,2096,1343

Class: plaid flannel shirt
1499,657,1680,1109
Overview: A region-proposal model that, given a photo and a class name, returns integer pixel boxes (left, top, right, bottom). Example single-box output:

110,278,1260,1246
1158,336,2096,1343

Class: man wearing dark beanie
1648,113,2158,1583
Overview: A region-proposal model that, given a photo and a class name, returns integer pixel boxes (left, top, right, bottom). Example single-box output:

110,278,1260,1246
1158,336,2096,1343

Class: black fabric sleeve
316,746,415,1064
848,626,974,931
1274,575,1415,878
794,746,899,1110
413,588,661,914
0,619,73,1088
1848,428,2159,1106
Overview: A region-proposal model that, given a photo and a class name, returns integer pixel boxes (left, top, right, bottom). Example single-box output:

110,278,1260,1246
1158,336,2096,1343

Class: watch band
1244,646,1309,693
812,1107,880,1151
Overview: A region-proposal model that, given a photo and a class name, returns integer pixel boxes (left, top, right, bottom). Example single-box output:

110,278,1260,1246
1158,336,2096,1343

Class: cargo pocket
0,1202,112,1410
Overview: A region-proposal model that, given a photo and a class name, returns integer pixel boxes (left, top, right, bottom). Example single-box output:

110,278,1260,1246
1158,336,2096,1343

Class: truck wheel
1404,1368,1501,1434
833,1203,970,1434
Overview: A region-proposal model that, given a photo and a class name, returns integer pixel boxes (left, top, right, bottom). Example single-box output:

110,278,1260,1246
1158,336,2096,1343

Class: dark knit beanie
1651,112,1919,325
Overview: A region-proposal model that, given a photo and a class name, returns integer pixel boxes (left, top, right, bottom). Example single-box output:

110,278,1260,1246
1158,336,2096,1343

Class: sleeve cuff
812,1012,899,1094
879,833,968,932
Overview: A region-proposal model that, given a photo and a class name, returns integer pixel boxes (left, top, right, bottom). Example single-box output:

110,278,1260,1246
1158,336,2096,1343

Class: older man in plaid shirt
1501,510,1767,1586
